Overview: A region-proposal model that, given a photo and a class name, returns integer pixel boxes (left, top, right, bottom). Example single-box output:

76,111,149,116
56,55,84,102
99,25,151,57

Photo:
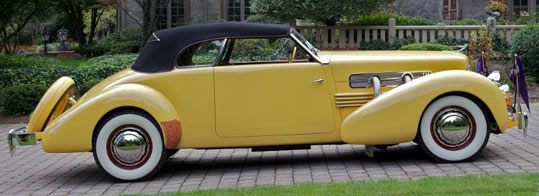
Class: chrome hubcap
433,108,474,147
110,127,149,166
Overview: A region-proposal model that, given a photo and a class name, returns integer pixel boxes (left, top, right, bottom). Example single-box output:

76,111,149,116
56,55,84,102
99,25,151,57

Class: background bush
400,43,452,51
82,28,144,57
511,24,539,83
3,84,47,115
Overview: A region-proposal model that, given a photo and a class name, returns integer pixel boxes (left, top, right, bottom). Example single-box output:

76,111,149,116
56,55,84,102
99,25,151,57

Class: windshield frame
289,29,328,64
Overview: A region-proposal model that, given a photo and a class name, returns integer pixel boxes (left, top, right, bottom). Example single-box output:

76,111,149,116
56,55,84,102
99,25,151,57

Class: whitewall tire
418,95,490,162
93,110,166,181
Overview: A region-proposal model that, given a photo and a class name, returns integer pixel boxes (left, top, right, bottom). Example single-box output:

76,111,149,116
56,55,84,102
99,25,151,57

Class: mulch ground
0,113,29,125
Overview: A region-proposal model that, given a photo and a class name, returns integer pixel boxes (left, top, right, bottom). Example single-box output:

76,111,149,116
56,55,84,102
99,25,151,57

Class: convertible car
8,22,528,181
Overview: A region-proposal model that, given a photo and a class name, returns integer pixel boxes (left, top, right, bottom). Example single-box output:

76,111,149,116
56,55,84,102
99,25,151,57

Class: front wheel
418,95,490,162
93,110,167,181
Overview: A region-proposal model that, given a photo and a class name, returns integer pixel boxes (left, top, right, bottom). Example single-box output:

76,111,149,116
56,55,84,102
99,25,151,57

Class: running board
251,144,311,152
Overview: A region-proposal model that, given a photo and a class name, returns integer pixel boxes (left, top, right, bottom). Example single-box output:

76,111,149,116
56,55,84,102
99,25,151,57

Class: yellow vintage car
8,22,528,181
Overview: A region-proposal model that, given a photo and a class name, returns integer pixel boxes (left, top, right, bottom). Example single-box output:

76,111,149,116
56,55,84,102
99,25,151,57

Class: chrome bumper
7,126,36,156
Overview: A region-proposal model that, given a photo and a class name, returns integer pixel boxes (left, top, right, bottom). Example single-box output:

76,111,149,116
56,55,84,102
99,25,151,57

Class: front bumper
8,126,37,156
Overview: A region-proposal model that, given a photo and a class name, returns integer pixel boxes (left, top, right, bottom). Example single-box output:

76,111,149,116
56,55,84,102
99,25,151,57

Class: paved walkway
0,105,538,196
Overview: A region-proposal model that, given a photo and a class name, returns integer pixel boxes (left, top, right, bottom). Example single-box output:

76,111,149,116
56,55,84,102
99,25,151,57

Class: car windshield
290,29,319,55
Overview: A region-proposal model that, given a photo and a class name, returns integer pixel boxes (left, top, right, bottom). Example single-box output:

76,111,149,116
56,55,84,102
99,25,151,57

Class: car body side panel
41,84,179,153
341,70,508,145
214,62,335,137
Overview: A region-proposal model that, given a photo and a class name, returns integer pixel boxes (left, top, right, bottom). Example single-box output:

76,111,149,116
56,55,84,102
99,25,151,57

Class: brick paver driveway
1,104,538,196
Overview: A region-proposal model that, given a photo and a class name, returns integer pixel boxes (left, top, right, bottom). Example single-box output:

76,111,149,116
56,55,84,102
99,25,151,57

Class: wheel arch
42,84,182,153
92,106,164,149
416,91,501,140
341,70,507,145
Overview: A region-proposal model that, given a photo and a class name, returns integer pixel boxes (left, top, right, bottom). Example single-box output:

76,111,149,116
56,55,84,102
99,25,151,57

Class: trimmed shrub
351,15,436,26
511,24,539,83
434,36,468,46
109,41,141,54
400,43,452,51
3,84,47,115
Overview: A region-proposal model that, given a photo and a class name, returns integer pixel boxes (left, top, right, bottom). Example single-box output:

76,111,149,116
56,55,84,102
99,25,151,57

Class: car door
214,37,335,137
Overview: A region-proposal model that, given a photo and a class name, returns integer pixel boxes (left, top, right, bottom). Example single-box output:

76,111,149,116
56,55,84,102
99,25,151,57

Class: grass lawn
144,173,538,196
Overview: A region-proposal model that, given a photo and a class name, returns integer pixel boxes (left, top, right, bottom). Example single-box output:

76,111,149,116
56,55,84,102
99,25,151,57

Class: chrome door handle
312,78,325,83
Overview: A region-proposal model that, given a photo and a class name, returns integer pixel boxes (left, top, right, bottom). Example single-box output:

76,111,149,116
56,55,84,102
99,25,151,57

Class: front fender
42,84,180,153
341,70,507,145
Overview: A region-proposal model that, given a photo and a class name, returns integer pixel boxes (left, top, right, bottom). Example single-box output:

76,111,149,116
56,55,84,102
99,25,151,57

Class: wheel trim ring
430,105,477,151
106,124,153,170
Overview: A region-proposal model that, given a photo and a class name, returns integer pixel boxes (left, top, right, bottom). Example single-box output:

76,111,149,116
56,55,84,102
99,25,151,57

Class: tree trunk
61,1,87,48
88,7,98,44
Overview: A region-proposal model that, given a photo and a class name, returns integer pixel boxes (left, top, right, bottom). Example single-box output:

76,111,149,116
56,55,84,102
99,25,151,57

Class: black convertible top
132,22,292,73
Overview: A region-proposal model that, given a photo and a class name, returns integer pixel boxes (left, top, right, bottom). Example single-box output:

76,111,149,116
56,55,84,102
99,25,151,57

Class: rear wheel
417,95,490,162
93,109,166,181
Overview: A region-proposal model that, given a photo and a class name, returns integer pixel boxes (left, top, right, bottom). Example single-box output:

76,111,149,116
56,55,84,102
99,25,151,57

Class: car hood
318,50,469,82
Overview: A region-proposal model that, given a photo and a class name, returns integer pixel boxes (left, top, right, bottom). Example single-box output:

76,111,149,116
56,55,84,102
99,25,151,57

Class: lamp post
57,27,69,51
38,27,50,53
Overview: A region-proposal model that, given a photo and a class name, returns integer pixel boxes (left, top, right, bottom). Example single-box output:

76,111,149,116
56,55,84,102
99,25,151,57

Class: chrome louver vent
334,93,374,108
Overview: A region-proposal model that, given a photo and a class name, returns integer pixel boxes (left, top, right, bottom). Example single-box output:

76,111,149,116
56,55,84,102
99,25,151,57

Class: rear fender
42,84,180,153
341,70,507,145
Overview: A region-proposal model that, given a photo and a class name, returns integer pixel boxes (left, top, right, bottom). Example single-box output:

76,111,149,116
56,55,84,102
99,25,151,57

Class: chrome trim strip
349,71,431,88
290,31,329,65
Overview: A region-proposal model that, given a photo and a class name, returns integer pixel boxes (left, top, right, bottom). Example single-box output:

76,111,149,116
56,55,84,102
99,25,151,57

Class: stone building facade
117,0,251,30
398,0,539,22
117,0,539,30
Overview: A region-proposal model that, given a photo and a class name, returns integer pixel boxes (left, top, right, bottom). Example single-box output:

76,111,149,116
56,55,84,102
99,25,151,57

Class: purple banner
510,55,530,113
476,54,489,76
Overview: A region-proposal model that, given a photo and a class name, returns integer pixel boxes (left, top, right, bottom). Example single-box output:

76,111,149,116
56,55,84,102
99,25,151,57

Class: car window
225,37,311,65
177,39,224,67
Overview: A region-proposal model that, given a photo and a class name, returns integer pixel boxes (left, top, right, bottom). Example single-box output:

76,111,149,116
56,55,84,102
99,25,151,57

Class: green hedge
511,24,539,83
400,43,452,51
0,55,61,68
0,54,137,95
3,84,48,115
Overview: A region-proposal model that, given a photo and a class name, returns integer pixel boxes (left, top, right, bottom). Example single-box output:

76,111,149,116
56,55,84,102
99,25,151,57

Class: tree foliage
250,0,398,26
0,0,48,54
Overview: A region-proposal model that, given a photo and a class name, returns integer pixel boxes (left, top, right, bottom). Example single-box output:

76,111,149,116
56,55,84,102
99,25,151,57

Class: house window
442,0,458,20
156,0,185,30
227,0,250,21
171,0,185,27
514,0,529,14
